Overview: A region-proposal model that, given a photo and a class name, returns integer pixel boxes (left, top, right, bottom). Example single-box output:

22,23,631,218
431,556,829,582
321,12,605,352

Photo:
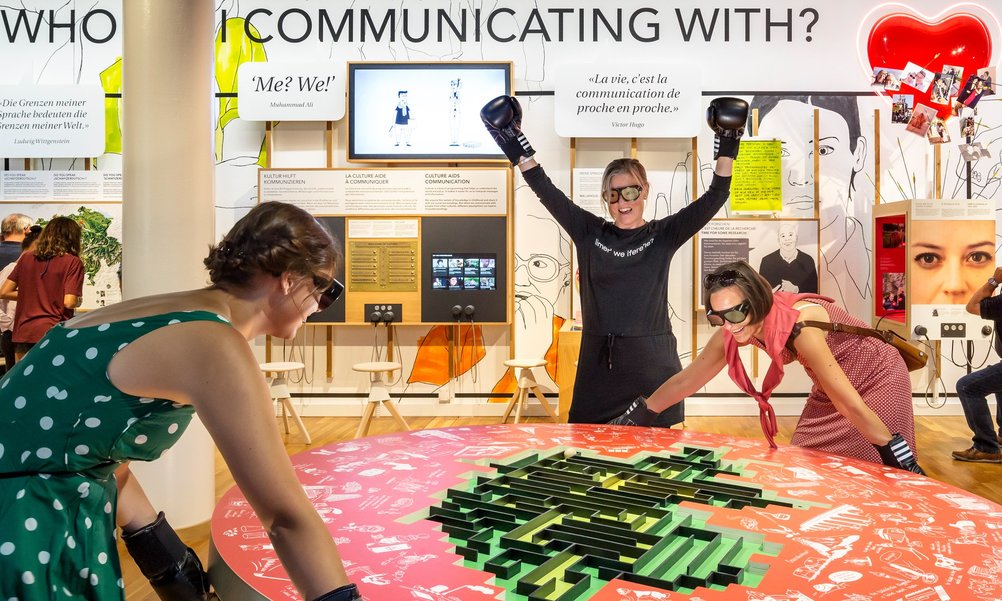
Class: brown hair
600,159,648,215
34,216,82,260
702,260,774,324
204,202,341,288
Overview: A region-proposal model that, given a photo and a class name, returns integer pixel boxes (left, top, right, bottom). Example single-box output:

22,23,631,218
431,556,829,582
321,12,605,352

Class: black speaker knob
382,311,395,322
369,311,382,323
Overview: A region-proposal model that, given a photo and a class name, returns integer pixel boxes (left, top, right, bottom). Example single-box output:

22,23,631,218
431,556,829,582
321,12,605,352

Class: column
121,0,216,527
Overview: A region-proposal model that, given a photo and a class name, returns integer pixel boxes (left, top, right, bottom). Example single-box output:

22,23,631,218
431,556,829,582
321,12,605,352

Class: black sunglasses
703,269,739,289
705,300,751,327
314,277,344,312
604,184,643,204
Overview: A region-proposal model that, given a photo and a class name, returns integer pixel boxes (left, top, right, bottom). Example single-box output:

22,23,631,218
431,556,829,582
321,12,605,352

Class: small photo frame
959,143,980,162
905,103,937,137
891,94,914,124
902,62,935,92
955,73,989,111
978,66,996,96
942,64,964,97
927,118,950,144
929,71,955,105
871,67,904,91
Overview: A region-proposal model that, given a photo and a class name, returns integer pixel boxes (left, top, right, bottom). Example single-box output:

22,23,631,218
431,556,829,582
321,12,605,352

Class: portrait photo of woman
910,219,996,305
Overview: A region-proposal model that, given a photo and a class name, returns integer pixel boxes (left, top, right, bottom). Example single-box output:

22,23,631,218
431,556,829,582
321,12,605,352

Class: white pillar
121,0,216,528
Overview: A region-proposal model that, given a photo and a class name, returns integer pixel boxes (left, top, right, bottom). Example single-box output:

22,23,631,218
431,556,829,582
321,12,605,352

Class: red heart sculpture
867,12,993,120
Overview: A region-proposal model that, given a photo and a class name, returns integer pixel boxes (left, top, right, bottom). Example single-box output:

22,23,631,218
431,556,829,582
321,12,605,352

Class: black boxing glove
706,97,749,160
874,433,926,475
314,583,362,601
480,95,536,165
122,512,212,601
608,396,658,427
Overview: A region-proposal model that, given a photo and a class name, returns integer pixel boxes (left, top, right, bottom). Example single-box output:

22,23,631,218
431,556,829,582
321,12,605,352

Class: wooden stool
259,361,311,444
351,362,411,439
502,359,560,424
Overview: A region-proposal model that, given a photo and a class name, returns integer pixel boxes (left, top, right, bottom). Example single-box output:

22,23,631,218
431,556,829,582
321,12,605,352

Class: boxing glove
874,433,926,475
314,583,362,601
480,95,536,165
608,396,659,427
122,512,211,601
706,97,749,160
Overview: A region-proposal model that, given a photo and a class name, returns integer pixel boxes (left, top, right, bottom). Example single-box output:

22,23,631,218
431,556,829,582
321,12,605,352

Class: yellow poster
730,139,783,213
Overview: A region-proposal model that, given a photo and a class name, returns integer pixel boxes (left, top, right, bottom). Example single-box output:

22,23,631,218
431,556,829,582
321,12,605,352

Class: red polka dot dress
755,298,917,464
0,311,231,600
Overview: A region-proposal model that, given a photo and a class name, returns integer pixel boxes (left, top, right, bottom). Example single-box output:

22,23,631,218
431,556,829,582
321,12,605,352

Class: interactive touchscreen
431,253,496,291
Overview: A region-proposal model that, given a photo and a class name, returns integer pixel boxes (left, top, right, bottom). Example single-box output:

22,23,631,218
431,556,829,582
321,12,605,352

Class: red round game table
209,424,1002,600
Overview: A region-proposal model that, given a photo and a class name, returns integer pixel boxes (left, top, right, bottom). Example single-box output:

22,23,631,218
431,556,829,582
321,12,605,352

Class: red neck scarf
721,292,833,448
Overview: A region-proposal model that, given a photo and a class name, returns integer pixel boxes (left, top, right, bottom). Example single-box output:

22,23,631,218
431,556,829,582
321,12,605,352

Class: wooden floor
120,414,1001,600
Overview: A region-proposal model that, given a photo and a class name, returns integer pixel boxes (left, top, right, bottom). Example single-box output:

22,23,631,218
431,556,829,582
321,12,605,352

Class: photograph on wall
880,272,905,312
874,215,906,323
348,62,511,162
905,103,937,137
954,72,991,113
901,62,934,92
890,94,914,124
927,118,951,145
979,66,997,96
910,219,995,305
696,219,819,306
871,67,903,91
0,203,122,311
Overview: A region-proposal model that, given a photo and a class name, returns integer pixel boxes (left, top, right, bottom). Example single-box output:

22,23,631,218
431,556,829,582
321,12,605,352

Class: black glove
706,97,749,160
608,396,659,426
874,433,926,475
122,512,211,601
480,95,536,165
314,583,362,601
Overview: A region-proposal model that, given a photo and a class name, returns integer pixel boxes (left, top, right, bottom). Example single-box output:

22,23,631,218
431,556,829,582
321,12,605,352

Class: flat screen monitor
348,62,512,162
431,253,496,291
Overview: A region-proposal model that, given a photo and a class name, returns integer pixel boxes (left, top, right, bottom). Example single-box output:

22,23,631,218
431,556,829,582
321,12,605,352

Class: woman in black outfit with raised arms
481,95,748,425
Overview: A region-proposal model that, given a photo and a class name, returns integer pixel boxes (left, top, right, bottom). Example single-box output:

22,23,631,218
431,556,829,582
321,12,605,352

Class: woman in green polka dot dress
0,203,361,601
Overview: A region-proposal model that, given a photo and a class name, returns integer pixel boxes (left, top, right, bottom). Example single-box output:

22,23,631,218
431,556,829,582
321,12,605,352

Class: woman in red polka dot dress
0,203,360,601
611,260,923,473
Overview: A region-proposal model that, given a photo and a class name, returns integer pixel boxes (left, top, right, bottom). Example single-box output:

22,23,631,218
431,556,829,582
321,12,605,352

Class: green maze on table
426,446,798,600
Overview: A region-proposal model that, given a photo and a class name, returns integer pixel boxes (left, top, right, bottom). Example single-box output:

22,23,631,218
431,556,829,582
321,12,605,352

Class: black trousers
0,330,12,373
568,331,684,426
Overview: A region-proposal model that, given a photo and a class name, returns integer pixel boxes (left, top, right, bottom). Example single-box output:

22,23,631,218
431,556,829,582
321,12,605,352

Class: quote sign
555,63,701,138
0,85,105,158
238,62,346,121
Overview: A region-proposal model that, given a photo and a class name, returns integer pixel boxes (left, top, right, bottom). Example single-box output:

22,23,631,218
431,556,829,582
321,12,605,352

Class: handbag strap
787,320,897,353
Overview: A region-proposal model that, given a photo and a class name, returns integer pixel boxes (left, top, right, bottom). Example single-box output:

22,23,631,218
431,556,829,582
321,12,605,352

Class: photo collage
872,61,996,154
431,253,497,291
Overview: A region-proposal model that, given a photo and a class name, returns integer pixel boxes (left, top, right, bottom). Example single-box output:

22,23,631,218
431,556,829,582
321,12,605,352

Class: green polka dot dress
0,311,231,600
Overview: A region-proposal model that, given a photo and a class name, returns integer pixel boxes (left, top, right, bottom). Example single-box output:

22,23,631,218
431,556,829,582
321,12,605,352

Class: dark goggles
604,184,643,204
314,277,344,312
705,300,750,327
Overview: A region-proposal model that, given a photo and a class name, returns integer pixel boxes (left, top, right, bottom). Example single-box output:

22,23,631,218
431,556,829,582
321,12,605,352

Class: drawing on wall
0,203,122,310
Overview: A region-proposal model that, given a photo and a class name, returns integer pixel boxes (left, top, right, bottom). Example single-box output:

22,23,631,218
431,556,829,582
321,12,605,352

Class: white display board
237,62,346,121
258,168,508,215
555,63,701,138
0,171,122,202
0,85,105,157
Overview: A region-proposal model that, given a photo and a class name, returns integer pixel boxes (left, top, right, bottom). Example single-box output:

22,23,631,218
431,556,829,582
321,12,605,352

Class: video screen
348,62,512,162
431,253,496,291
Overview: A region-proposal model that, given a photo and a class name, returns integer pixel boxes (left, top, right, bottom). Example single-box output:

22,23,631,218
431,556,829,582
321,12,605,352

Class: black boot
122,512,211,601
